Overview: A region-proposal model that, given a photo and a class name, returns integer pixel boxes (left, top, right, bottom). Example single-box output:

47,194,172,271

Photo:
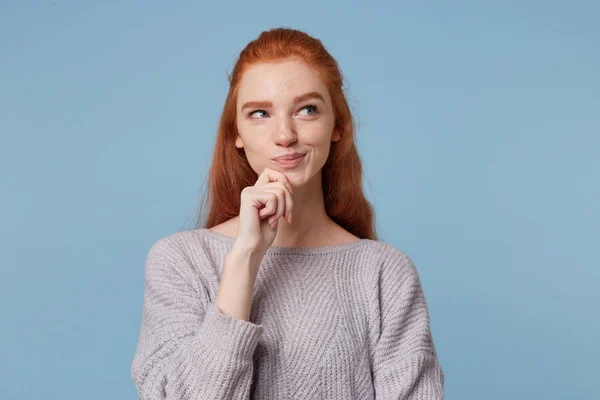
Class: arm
130,236,264,399
369,249,445,399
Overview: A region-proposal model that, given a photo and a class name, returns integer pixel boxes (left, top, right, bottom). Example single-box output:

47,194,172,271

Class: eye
249,110,269,118
298,104,318,116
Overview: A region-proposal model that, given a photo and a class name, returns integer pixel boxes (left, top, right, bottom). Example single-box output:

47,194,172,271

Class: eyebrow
241,91,326,111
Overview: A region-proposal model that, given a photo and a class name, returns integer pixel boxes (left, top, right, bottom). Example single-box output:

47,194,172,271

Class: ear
331,128,341,143
235,135,244,149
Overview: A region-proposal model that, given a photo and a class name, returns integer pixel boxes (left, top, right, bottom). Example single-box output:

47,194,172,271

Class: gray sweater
130,228,444,399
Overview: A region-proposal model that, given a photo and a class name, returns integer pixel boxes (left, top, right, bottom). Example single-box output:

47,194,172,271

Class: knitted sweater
130,228,444,399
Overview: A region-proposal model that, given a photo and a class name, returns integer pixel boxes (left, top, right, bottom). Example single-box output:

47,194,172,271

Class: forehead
236,59,330,104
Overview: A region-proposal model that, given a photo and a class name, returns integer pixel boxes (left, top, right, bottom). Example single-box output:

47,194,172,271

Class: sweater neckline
196,228,370,255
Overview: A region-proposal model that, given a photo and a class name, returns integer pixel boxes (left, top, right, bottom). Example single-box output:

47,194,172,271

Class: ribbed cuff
200,301,264,361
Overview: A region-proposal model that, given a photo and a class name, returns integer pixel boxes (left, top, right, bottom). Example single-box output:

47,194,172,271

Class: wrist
229,241,264,266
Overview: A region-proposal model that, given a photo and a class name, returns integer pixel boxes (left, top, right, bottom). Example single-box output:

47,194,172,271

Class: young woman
131,27,444,399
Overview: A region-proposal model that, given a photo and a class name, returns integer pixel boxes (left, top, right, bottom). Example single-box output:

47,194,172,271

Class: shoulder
359,239,413,266
376,241,416,272
146,229,200,259
143,229,231,291
144,229,226,274
360,240,422,287
365,242,430,327
142,231,198,281
148,227,231,253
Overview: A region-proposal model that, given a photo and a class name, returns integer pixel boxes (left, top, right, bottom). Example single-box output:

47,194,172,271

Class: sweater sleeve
369,248,445,399
130,236,264,399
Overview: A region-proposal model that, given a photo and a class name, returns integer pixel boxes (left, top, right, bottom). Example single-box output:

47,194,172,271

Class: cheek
303,120,333,141
305,126,334,152
240,138,269,164
238,128,268,152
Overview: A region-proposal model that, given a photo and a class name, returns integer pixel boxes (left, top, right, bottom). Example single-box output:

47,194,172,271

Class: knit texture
130,228,444,399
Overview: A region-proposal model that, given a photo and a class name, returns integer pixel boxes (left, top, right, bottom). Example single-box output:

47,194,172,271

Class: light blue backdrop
2,1,598,399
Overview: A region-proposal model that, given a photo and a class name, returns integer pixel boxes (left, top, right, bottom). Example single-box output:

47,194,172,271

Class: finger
282,184,293,223
259,192,278,224
245,188,277,220
260,182,294,224
265,188,286,226
255,167,292,189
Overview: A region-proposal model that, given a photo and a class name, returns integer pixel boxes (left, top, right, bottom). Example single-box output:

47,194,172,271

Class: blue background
2,1,598,399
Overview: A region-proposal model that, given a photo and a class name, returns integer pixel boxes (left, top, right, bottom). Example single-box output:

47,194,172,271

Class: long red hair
193,27,378,240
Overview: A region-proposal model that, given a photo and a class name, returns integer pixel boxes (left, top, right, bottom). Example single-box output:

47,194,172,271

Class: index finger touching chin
255,167,290,186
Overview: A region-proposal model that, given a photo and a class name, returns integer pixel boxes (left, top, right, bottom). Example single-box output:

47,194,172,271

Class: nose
272,117,297,146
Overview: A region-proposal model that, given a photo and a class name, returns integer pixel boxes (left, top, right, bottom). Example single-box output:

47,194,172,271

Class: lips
272,153,306,168
272,153,306,161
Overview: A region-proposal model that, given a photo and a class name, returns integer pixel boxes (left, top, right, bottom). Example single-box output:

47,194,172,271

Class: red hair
194,27,378,240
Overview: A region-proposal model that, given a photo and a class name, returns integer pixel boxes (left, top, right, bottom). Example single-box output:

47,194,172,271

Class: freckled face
235,58,340,186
